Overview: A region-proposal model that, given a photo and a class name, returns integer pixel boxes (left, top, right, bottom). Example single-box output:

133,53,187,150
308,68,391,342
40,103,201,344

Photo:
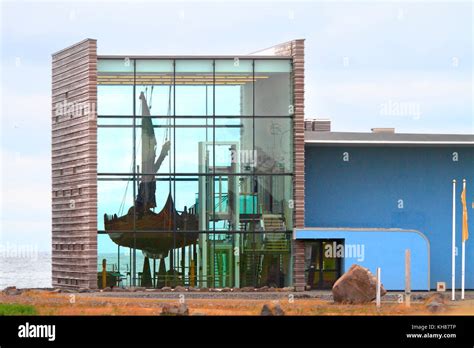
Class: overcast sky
1,0,472,251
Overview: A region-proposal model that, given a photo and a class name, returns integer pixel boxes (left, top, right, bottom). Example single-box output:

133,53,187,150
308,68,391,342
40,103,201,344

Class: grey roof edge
305,131,474,146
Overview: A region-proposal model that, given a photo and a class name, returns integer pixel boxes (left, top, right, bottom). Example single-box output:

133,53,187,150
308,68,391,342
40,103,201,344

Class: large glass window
215,59,253,116
135,60,174,116
98,127,133,174
254,117,293,173
175,60,213,116
97,59,134,117
254,60,292,116
97,57,294,289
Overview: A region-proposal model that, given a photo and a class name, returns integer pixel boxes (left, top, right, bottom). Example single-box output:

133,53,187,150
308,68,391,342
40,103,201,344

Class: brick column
51,39,98,289
274,39,306,291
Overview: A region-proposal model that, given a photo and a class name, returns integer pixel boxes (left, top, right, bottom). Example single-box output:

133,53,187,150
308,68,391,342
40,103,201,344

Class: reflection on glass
255,60,292,116
254,118,293,173
97,86,133,116
175,60,213,116
98,127,134,174
98,59,134,73
215,59,253,116
97,58,294,288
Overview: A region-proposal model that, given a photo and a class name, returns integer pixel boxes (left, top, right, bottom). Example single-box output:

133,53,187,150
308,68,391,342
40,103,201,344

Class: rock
427,300,445,313
222,287,232,292
112,287,128,292
101,287,112,292
425,293,446,304
273,304,285,316
282,287,294,292
240,287,255,292
258,286,269,292
332,264,386,304
260,303,285,316
412,294,426,301
61,289,77,294
161,286,172,292
161,303,189,316
297,294,311,299
425,293,447,313
188,287,200,292
200,287,209,292
3,286,21,295
260,304,273,316
173,286,187,292
131,287,145,292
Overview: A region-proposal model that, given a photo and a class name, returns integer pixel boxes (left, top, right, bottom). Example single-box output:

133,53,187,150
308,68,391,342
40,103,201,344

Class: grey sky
1,0,472,251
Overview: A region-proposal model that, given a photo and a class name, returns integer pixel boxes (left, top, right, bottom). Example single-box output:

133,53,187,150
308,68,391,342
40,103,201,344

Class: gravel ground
6,286,474,302
76,290,474,302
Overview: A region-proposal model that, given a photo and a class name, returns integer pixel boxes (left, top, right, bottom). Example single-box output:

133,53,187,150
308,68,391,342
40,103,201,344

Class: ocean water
0,251,176,289
0,252,143,289
0,252,52,290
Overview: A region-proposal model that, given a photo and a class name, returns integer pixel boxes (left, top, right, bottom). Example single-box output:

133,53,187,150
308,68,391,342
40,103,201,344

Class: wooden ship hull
104,194,199,259
104,91,199,261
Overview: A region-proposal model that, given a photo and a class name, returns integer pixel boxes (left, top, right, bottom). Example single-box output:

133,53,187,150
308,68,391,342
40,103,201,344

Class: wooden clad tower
51,39,98,289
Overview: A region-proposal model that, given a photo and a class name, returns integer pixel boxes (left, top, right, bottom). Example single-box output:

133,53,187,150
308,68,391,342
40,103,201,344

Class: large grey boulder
332,264,386,304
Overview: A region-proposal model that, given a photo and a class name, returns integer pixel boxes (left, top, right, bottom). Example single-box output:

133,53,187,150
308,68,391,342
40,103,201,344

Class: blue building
299,126,473,290
51,38,471,292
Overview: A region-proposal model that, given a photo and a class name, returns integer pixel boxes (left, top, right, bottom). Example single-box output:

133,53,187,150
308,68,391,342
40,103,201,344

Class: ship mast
136,91,170,212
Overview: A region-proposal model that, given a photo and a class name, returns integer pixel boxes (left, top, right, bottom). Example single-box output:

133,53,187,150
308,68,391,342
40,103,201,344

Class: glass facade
97,57,294,288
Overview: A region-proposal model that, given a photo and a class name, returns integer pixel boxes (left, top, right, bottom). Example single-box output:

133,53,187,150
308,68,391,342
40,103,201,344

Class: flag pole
462,179,466,300
452,179,456,301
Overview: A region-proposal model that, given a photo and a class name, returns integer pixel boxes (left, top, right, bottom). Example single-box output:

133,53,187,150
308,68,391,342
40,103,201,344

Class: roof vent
371,128,395,134
305,119,331,132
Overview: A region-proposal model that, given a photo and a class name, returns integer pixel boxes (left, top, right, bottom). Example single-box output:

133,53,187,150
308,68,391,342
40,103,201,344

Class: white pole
462,241,466,300
462,178,466,300
405,249,411,307
452,179,456,301
376,267,381,308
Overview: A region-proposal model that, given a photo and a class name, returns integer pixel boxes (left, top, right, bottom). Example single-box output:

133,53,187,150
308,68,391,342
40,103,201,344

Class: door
305,239,343,289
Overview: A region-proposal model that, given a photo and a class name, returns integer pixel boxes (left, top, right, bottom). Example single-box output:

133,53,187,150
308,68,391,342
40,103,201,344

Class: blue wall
295,229,429,290
304,145,474,290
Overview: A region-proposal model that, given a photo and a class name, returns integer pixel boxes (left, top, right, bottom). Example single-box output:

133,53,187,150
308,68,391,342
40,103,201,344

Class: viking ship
104,89,199,284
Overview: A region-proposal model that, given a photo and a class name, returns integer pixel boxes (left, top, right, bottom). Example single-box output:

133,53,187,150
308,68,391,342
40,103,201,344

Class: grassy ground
1,290,473,315
0,303,38,315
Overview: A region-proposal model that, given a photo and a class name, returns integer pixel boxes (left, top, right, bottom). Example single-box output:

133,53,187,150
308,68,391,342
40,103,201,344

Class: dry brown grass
1,291,473,316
